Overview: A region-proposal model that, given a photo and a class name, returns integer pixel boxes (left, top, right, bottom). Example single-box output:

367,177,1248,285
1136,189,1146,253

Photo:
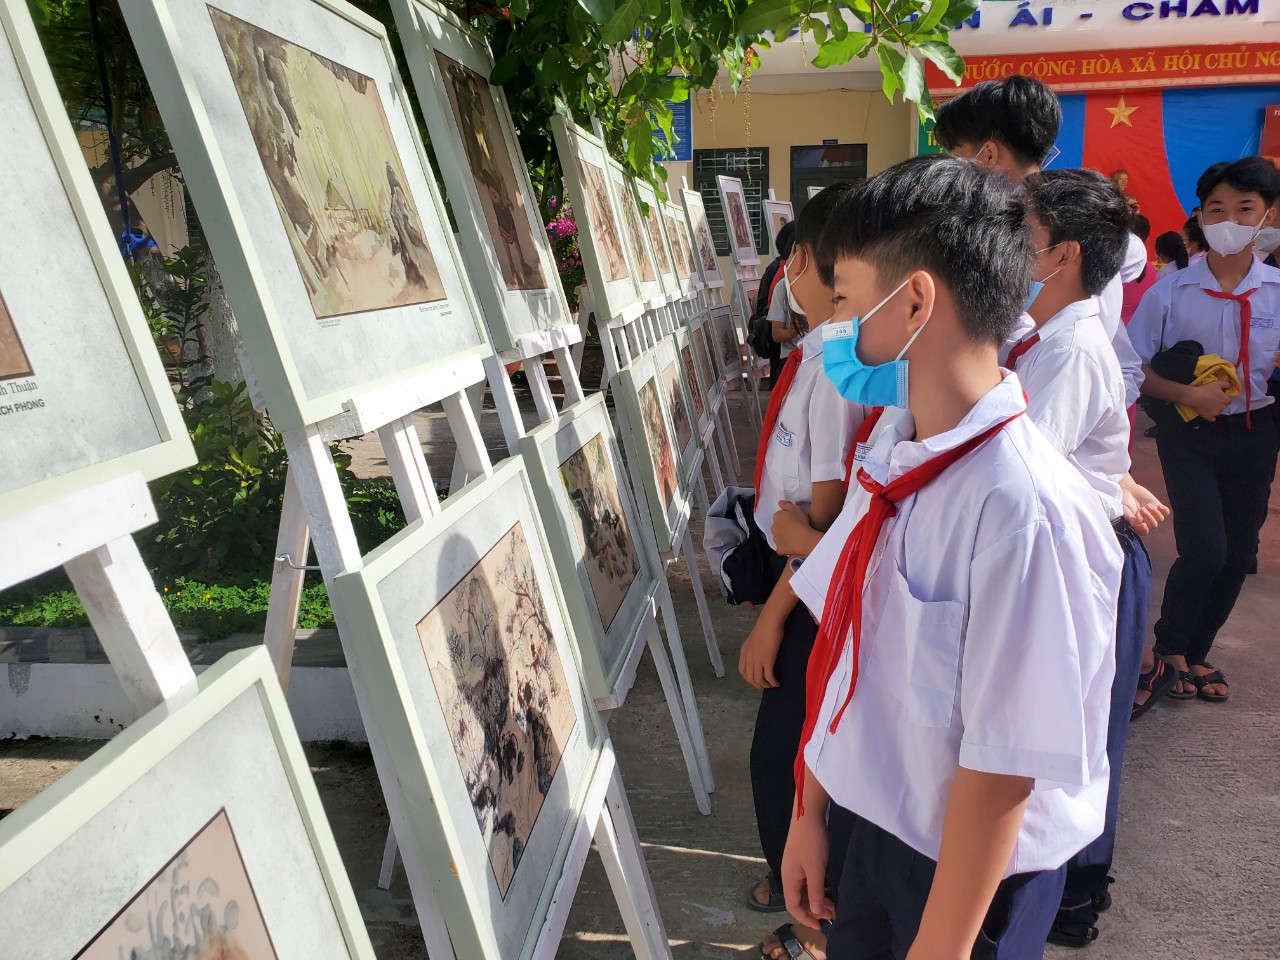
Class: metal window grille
693,147,769,256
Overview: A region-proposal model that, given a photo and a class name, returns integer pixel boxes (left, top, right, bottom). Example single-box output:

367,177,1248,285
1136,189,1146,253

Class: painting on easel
558,434,641,632
574,158,629,283
416,522,578,898
211,8,445,319
77,810,276,960
660,360,693,451
681,342,704,421
0,292,33,382
435,52,545,292
638,379,679,509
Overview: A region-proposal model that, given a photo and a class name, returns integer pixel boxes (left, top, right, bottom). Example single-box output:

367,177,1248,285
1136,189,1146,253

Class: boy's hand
738,613,785,689
781,802,835,928
772,501,816,557
1120,476,1170,535
1183,380,1233,421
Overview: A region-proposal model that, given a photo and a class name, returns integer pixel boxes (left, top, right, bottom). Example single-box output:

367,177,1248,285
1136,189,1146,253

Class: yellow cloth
1175,354,1242,422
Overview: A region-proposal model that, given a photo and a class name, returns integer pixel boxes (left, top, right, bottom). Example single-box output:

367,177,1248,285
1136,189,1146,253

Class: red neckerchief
1204,287,1259,428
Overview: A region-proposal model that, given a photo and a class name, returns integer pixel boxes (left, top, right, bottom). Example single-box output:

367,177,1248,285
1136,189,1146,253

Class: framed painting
551,117,641,322
517,394,659,705
675,326,710,434
716,174,759,267
606,161,664,307
0,647,376,960
633,178,679,301
118,0,490,431
664,201,698,298
389,0,575,354
711,304,744,379
681,187,723,288
807,185,823,200
690,313,723,408
329,459,604,959
0,3,193,522
612,351,688,555
654,336,699,481
764,198,794,258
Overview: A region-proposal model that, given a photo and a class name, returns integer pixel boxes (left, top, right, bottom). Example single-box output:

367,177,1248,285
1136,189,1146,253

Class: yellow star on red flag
1107,96,1139,128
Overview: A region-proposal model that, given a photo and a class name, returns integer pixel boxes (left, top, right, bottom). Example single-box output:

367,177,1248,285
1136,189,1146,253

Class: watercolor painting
661,361,693,451
436,52,545,291
769,210,791,243
643,203,672,276
417,523,577,897
0,291,33,381
716,312,740,370
688,201,719,273
211,8,445,319
78,809,276,960
558,434,641,631
694,325,718,385
613,175,655,284
666,213,693,280
574,158,629,283
726,189,754,252
638,379,678,508
680,343,705,420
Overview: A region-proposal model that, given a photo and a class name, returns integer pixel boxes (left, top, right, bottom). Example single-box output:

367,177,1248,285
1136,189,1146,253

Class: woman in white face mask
1126,156,1280,706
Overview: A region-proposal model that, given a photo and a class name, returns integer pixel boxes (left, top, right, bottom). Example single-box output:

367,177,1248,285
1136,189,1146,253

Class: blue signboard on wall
655,96,692,162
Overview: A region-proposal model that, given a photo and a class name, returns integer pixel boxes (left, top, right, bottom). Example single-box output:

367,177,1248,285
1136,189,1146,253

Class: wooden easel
253,353,673,959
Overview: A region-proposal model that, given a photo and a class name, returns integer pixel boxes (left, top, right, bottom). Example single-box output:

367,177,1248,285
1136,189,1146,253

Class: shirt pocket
861,564,966,728
772,418,802,500
1249,315,1280,357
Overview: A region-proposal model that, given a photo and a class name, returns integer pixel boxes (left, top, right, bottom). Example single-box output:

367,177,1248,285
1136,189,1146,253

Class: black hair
933,75,1061,169
775,220,796,260
1195,156,1280,206
794,181,856,248
1130,212,1151,242
1182,216,1208,254
1154,231,1188,270
1024,169,1130,297
816,154,1031,346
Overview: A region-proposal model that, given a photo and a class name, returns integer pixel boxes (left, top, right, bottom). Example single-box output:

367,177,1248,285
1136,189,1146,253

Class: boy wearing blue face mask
774,155,1122,959
1127,156,1280,707
739,184,867,960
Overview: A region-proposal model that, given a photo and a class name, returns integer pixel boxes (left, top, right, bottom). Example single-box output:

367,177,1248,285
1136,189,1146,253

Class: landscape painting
726,190,753,252
661,361,693,450
416,522,578,898
614,176,655,284
435,52,546,291
0,291,33,381
638,379,679,508
77,810,277,960
558,434,641,631
643,204,672,276
680,344,705,420
574,158,629,282
210,8,445,319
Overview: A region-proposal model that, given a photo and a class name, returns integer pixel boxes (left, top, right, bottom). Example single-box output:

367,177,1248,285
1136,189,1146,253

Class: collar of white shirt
861,372,1028,485
796,319,831,362
1174,252,1275,294
1036,297,1102,341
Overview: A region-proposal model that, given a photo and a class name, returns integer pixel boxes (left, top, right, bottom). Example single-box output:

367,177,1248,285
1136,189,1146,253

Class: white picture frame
633,178,679,301
0,647,376,960
663,199,699,299
613,350,689,555
716,174,759,268
550,116,642,322
517,394,659,706
681,187,723,288
387,0,576,355
606,160,665,306
328,459,605,960
674,325,711,436
0,3,194,522
654,336,699,482
764,198,794,258
118,0,491,431
807,185,823,200
689,312,723,408
710,303,744,380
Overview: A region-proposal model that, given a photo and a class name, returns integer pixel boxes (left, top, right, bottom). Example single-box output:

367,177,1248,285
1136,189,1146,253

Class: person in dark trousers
1128,156,1280,706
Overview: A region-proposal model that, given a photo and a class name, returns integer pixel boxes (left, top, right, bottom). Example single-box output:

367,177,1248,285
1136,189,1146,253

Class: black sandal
1132,661,1179,720
762,923,817,959
745,872,788,913
1191,663,1230,703
1164,663,1198,701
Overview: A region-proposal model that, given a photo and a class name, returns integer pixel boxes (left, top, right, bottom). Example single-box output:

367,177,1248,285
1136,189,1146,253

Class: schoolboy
1017,170,1162,947
776,155,1122,958
1127,156,1280,704
738,183,865,956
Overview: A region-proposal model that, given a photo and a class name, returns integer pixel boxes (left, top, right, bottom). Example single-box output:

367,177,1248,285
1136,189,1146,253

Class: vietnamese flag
1082,90,1187,251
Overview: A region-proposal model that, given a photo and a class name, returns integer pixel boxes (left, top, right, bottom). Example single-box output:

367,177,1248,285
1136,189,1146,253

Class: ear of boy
1028,241,1084,326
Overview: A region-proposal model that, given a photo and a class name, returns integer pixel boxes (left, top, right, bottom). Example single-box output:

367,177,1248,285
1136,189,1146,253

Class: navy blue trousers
826,814,1066,959
1058,519,1153,922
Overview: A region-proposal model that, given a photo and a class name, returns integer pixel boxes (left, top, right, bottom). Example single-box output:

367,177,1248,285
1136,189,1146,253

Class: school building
664,0,1280,271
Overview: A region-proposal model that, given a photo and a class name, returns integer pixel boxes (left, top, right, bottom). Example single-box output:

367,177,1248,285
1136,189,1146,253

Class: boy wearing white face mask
739,183,867,960
1127,156,1280,705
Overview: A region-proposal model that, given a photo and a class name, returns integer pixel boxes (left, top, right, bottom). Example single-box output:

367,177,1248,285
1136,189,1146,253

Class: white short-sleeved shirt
767,279,803,357
1010,299,1130,521
1158,251,1206,280
754,322,865,549
1119,233,1148,283
1128,255,1280,416
1098,273,1146,406
791,374,1122,875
